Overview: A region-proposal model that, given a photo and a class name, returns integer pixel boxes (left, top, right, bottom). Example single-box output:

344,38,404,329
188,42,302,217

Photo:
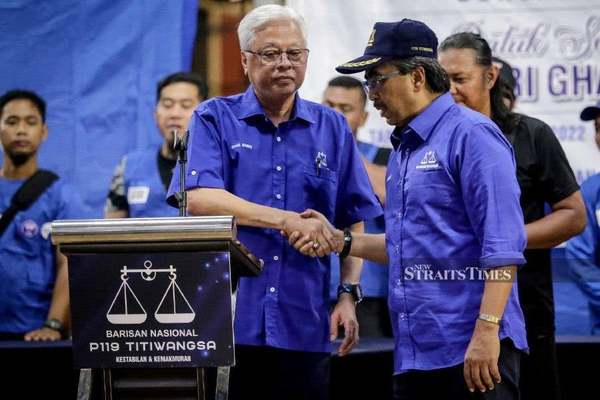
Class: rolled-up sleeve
167,108,225,207
457,123,526,268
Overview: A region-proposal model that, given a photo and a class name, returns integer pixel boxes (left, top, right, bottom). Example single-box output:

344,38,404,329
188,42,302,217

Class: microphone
173,130,189,217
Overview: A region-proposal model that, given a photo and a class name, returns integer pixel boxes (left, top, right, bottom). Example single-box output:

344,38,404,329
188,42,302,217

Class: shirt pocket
302,164,338,218
405,170,457,226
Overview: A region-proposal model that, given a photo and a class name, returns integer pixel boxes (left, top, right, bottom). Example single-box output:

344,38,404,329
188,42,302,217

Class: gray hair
237,4,307,51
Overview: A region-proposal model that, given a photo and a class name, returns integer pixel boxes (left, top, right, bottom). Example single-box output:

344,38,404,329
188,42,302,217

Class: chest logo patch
416,150,440,170
128,186,150,205
20,219,39,238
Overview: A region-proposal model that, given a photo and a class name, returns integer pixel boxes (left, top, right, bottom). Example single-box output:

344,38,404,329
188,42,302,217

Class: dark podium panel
51,216,261,400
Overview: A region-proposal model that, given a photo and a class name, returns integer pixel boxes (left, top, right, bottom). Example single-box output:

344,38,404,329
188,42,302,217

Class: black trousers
393,339,521,400
229,344,330,400
520,333,561,400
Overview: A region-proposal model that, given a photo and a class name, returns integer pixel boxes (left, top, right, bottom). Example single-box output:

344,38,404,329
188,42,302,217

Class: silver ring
312,242,320,249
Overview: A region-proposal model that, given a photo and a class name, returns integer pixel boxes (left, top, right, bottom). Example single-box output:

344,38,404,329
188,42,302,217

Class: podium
51,216,262,400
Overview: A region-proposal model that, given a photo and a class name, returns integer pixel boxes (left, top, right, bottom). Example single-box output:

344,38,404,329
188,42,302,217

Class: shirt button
276,166,282,171
190,170,197,176
276,136,282,142
397,212,403,218
275,194,282,199
273,256,279,261
269,287,276,293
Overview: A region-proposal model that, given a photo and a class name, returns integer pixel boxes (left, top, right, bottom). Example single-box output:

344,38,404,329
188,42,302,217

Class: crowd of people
1,3,599,400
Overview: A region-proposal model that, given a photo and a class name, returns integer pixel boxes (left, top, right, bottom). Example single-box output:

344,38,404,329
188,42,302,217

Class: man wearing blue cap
567,101,600,335
293,19,528,399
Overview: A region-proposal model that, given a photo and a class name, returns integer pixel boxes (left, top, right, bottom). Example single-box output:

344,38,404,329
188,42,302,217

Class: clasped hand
282,209,343,257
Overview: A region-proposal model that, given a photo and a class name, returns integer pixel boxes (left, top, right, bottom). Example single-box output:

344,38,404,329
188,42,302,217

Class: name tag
127,186,150,204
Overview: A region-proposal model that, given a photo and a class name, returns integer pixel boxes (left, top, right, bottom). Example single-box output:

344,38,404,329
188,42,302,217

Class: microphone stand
173,130,188,217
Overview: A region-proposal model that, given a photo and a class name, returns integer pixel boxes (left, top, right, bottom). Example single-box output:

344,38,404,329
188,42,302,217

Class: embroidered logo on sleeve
416,150,440,170
127,186,150,204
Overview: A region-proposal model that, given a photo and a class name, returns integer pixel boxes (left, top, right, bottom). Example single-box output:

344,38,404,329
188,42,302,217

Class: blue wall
0,0,198,216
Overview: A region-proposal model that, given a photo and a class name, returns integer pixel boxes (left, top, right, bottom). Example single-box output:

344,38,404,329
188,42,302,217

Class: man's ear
241,52,249,76
411,66,426,92
359,109,368,129
41,123,49,142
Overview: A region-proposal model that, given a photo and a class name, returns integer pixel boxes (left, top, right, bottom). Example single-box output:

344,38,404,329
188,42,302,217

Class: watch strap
44,318,64,332
338,228,352,259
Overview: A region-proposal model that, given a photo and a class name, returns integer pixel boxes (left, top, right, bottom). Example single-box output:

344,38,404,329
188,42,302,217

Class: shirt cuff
479,252,526,268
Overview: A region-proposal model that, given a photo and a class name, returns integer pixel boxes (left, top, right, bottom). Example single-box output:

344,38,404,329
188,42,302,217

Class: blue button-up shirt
330,141,388,299
385,92,528,374
0,177,88,334
167,86,382,352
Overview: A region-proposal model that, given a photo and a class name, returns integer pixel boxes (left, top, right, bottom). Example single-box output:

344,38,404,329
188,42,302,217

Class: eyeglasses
244,48,309,66
362,71,403,94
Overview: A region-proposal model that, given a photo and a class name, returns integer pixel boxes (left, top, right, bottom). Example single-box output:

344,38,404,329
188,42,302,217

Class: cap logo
410,46,433,53
339,57,382,68
367,29,376,47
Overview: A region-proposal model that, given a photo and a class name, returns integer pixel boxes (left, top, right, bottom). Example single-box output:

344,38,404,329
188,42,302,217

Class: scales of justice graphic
106,260,196,324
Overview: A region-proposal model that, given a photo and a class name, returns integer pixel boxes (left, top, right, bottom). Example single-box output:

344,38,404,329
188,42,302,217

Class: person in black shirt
439,33,587,400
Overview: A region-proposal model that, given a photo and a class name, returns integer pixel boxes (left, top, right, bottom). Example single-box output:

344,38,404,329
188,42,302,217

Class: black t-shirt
157,150,177,191
507,114,579,335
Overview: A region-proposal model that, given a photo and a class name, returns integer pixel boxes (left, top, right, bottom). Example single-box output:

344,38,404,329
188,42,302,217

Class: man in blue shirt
166,5,382,400
0,90,86,341
567,100,600,335
322,76,392,337
105,72,207,218
294,19,528,400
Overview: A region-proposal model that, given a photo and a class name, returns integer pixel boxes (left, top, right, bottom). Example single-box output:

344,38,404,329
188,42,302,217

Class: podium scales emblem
106,260,196,324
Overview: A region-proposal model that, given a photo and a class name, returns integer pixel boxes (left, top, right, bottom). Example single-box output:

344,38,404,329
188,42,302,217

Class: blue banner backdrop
0,0,198,216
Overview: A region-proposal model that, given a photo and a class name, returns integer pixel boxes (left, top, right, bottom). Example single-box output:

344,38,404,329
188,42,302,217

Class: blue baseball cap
580,100,600,121
336,19,438,74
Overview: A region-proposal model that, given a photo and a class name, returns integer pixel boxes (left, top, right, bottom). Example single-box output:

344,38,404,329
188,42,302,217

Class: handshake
281,209,344,258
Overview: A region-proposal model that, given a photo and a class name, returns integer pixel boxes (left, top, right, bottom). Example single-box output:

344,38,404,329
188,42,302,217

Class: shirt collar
235,85,315,124
390,92,454,150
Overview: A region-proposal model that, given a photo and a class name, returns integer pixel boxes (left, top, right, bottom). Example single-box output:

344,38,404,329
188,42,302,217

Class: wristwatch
337,283,363,303
337,228,352,259
44,318,65,333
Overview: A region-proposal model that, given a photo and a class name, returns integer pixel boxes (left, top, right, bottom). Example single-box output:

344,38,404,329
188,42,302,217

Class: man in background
567,100,600,335
105,72,207,218
0,89,86,341
323,76,392,337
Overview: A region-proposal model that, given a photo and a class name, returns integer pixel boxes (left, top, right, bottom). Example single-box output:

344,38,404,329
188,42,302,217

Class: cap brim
580,106,600,121
335,55,389,74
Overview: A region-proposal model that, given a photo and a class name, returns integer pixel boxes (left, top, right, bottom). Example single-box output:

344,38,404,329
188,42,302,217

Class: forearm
47,252,70,329
479,266,516,320
349,232,388,265
526,209,586,249
339,223,364,284
187,188,291,230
